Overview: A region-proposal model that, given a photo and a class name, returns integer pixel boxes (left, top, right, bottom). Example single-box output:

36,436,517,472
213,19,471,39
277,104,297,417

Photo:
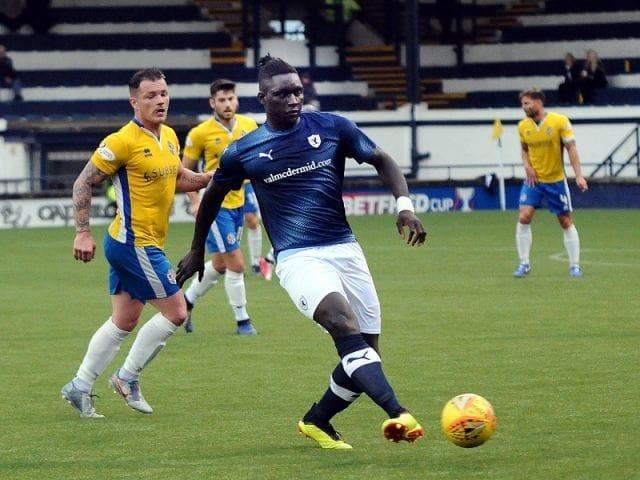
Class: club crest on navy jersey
307,134,321,148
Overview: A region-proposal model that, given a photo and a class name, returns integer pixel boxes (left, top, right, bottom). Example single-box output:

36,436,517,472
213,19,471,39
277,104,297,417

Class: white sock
225,270,249,321
247,226,262,266
516,222,532,265
185,261,221,305
75,317,129,391
563,224,581,267
121,313,178,380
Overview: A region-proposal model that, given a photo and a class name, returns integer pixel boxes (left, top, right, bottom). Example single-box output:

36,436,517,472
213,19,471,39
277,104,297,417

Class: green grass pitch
0,209,638,479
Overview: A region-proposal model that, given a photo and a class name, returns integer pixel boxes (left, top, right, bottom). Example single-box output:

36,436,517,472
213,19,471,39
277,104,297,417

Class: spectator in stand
301,71,320,112
578,49,608,105
436,0,458,43
0,0,53,33
558,53,581,105
0,44,23,101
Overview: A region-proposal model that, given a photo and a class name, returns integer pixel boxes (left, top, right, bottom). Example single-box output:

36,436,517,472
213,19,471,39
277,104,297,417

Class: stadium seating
0,0,374,120
419,1,640,108
544,0,640,14
3,0,640,115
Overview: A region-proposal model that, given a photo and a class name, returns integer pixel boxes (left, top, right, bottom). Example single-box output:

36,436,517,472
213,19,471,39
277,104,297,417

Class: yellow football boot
382,412,424,443
297,420,353,450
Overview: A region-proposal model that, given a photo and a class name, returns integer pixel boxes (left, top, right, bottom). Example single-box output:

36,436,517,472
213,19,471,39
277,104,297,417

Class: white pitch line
549,249,640,268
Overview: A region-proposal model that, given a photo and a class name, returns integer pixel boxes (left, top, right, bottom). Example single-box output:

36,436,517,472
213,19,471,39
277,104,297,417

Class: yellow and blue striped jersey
183,114,257,209
91,120,181,249
518,111,575,183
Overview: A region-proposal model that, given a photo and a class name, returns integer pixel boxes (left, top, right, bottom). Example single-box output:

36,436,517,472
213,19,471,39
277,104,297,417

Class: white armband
396,195,415,214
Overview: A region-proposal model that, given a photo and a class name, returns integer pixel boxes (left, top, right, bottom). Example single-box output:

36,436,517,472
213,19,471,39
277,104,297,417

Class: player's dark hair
210,78,236,96
129,68,166,93
519,87,545,102
257,54,298,88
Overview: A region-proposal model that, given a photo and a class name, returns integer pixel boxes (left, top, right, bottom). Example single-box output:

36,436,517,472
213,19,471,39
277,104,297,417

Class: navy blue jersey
214,111,376,256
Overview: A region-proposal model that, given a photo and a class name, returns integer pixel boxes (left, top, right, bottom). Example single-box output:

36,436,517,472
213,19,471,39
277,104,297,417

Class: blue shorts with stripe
518,179,573,215
206,206,243,254
243,182,259,215
104,233,180,302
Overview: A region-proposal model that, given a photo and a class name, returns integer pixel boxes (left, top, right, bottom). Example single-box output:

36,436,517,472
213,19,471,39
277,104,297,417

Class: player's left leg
221,247,257,335
183,208,244,333
332,242,423,443
559,213,582,277
183,259,223,332
545,180,582,277
108,246,187,414
280,244,423,447
315,293,423,444
222,208,257,335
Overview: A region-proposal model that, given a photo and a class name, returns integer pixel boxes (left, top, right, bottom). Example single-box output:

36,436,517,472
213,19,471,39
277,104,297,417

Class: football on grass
441,393,496,448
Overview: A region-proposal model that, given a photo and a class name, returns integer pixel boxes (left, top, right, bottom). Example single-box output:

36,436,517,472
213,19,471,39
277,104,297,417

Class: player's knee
164,307,188,326
518,214,533,225
245,215,258,229
160,301,189,326
558,215,572,229
314,293,359,337
318,317,360,338
224,250,244,272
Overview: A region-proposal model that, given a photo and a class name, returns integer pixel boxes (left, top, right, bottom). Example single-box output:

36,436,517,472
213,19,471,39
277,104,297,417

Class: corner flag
491,119,503,140
491,119,506,211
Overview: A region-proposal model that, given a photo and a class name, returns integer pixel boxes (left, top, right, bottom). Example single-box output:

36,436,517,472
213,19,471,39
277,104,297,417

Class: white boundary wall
2,104,639,189
295,104,640,181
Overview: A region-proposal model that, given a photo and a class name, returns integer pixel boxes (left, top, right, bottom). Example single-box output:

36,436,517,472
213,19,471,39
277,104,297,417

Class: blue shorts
104,233,180,302
243,182,259,215
519,179,573,215
206,206,244,254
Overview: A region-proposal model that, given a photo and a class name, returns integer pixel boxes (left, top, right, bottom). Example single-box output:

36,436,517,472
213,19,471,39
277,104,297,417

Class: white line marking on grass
550,248,640,268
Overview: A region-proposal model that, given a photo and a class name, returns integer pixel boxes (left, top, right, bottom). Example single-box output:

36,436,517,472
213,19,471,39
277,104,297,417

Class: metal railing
590,124,640,178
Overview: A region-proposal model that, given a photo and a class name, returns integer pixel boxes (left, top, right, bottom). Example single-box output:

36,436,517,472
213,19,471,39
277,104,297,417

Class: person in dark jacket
578,49,608,105
558,53,581,104
0,44,23,101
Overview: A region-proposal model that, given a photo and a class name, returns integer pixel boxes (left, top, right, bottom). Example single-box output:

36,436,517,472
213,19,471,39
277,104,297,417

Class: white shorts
275,242,381,334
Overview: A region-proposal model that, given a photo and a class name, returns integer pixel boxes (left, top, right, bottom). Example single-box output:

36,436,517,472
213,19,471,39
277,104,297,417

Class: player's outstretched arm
367,147,427,247
176,180,230,286
72,160,109,262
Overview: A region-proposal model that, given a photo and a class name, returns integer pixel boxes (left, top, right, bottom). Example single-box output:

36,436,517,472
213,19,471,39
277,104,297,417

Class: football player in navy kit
177,55,427,449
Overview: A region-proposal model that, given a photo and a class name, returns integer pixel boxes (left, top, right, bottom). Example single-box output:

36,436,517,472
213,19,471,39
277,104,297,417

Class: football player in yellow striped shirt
181,79,260,335
514,88,588,278
61,68,212,418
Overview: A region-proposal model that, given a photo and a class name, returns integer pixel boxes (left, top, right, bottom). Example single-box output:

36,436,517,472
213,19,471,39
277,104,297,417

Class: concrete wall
244,104,640,181
2,104,640,187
